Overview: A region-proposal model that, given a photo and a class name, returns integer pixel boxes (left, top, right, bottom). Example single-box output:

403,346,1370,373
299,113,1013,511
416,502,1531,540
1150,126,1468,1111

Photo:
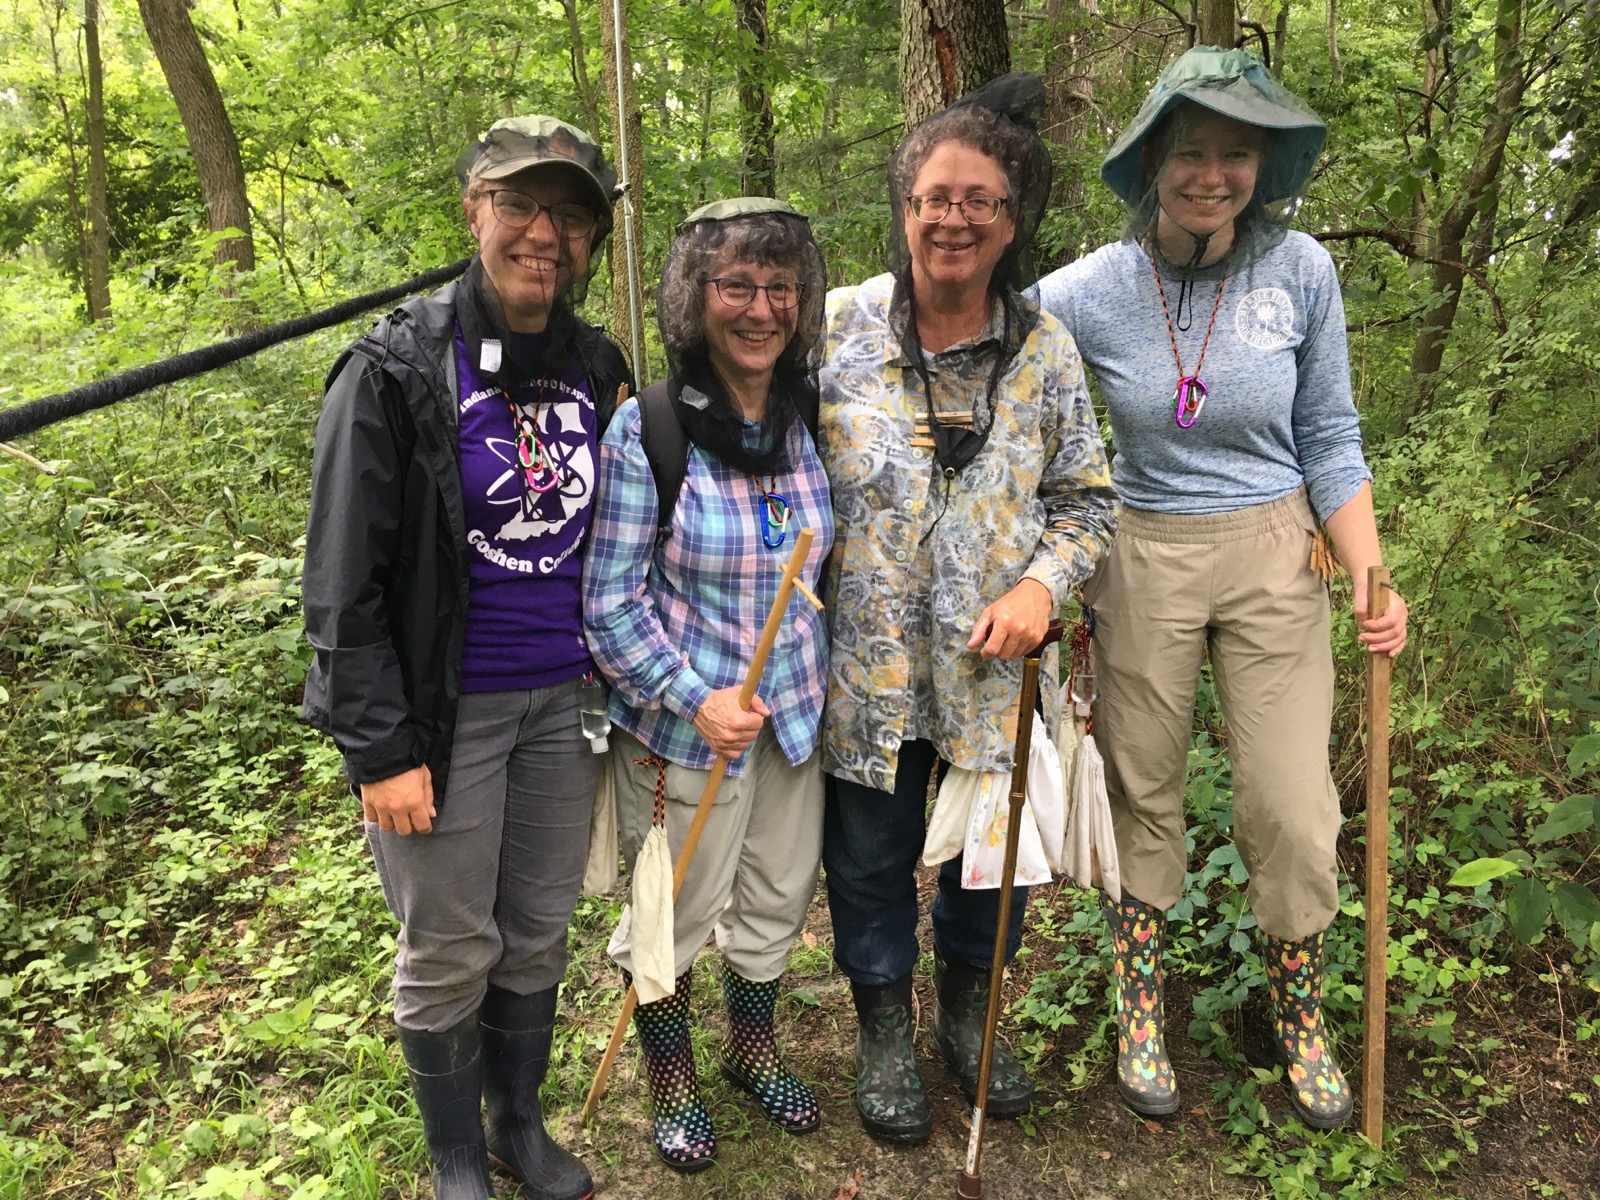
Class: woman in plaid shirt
582,199,834,1172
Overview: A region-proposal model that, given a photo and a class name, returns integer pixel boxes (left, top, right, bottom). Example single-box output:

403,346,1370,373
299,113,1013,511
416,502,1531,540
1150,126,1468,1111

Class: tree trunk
899,0,1011,130
599,0,648,380
1327,0,1341,89
85,0,112,320
1409,0,1524,389
42,14,89,316
735,0,776,197
1272,2,1290,73
1041,0,1096,230
562,0,602,138
137,0,255,272
1197,0,1234,46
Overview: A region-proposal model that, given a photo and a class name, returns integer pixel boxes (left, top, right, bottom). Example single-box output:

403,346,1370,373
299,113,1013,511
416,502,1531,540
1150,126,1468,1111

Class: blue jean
367,680,600,1031
822,740,1028,987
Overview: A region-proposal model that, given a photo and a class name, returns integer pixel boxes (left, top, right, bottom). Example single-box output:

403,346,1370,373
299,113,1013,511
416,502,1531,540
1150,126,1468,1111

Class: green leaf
1529,794,1599,844
1447,857,1521,888
1506,876,1551,942
1553,882,1600,926
1569,733,1600,777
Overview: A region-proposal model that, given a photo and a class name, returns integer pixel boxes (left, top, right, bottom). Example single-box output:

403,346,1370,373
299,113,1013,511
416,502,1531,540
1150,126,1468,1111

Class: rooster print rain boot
627,969,716,1173
718,967,820,1133
1100,892,1180,1116
1262,930,1353,1129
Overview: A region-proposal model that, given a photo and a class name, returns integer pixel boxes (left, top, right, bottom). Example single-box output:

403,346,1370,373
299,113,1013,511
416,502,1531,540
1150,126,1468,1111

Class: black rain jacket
301,276,632,805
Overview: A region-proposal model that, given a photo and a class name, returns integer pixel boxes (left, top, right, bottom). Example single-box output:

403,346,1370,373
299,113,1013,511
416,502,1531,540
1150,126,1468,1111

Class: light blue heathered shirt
1032,230,1370,521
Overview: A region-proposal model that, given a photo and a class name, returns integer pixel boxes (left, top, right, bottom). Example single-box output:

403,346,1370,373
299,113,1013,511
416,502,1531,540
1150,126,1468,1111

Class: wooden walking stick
1362,566,1393,1148
580,528,818,1126
958,618,1065,1200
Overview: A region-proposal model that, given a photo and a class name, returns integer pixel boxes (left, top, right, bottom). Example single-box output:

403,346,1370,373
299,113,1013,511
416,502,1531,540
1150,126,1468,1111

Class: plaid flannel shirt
582,394,834,774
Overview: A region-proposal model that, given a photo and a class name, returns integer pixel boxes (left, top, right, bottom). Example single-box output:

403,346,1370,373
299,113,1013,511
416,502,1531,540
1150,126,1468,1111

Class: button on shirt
817,275,1119,794
582,393,834,774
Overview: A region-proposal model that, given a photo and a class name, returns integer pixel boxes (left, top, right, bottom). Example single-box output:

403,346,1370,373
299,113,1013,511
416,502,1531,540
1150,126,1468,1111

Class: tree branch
1315,227,1507,334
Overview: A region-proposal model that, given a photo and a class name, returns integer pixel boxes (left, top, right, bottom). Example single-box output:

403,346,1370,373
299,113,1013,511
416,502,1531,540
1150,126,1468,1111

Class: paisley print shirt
817,274,1118,793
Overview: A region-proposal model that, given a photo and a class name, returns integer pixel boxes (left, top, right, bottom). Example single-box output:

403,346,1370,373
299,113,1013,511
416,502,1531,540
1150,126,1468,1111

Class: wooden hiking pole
580,529,818,1126
958,618,1065,1200
1361,566,1393,1148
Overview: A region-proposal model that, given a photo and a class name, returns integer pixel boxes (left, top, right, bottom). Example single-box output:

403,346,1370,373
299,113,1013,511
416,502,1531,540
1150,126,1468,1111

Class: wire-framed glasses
486,191,598,238
905,194,1008,224
707,277,803,310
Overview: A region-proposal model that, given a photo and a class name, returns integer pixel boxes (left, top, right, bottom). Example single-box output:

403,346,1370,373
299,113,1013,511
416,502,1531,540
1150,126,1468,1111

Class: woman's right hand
692,688,769,759
361,765,436,835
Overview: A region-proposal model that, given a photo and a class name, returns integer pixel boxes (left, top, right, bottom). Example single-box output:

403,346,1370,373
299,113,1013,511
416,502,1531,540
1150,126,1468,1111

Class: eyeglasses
707,277,803,310
486,191,598,238
905,194,1008,224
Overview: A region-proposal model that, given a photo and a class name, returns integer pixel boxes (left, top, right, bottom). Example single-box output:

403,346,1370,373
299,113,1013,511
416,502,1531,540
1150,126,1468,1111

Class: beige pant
609,725,823,982
1082,489,1340,940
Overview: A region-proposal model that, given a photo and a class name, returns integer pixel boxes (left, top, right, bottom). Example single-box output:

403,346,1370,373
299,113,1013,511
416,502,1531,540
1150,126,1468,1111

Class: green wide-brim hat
1100,46,1327,208
679,196,806,229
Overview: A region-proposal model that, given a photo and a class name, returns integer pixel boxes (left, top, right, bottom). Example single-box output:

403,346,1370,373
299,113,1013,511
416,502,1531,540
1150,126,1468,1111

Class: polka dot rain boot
1099,892,1180,1117
627,968,716,1173
718,966,820,1134
1262,930,1353,1130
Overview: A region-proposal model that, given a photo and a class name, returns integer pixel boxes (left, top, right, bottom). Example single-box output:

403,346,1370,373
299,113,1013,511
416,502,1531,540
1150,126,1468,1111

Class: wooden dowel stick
580,529,817,1126
1362,565,1393,1148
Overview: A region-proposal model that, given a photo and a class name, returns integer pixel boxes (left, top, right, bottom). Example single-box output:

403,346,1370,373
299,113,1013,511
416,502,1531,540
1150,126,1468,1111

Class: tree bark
1327,0,1341,89
1271,2,1289,73
1041,0,1096,226
599,0,648,379
137,0,255,272
1409,0,1524,389
562,0,602,138
899,0,1011,130
85,0,112,320
735,0,776,197
1197,0,1234,47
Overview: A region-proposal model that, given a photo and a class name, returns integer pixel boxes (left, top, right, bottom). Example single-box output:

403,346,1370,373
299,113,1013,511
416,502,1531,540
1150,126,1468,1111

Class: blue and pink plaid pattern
582,397,834,774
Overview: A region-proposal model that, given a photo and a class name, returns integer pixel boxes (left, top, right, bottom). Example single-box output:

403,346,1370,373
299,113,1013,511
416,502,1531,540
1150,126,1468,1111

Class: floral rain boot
1262,930,1353,1130
931,946,1034,1117
627,968,716,1173
1100,892,1180,1116
718,967,821,1134
850,976,933,1145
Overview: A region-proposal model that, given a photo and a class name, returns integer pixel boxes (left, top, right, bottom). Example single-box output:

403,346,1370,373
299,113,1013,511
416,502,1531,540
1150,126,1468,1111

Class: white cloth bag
1057,682,1121,899
582,752,620,895
607,817,676,1004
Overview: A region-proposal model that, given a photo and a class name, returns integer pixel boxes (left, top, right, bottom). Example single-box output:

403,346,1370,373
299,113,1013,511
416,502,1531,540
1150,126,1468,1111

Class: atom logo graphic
482,397,593,540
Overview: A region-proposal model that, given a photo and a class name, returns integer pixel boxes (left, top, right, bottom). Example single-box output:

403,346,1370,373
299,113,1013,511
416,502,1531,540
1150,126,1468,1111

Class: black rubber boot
850,976,932,1145
931,946,1034,1117
1262,930,1353,1130
395,1017,494,1200
479,984,595,1200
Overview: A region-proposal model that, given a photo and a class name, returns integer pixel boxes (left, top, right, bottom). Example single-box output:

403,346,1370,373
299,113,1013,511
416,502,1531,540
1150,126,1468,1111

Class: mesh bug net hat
653,196,827,474
887,71,1055,295
1102,47,1327,267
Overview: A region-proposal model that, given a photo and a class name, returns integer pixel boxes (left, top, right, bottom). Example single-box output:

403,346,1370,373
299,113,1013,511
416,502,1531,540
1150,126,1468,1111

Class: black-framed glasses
486,191,598,238
707,277,804,310
905,194,1008,224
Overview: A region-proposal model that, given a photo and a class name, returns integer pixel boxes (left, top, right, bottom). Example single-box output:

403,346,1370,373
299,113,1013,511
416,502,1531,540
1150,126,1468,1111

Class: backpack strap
635,380,686,541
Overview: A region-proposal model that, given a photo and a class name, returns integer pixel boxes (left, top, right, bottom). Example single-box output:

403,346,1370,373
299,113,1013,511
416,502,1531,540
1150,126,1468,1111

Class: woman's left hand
967,578,1053,661
1355,577,1409,658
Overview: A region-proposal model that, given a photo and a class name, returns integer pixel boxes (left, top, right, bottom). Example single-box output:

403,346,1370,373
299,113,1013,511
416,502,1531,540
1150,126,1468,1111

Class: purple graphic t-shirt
454,326,598,692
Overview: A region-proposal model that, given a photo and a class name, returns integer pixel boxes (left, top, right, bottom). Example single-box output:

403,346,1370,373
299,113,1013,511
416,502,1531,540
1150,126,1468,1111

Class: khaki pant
609,725,823,982
1083,489,1340,940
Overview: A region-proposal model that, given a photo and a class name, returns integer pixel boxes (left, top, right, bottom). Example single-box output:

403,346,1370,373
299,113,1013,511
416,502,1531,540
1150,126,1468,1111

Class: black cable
0,257,471,445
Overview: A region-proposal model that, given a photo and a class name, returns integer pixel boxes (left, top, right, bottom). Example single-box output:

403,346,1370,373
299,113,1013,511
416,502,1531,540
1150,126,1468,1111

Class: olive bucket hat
1101,46,1327,209
455,115,621,242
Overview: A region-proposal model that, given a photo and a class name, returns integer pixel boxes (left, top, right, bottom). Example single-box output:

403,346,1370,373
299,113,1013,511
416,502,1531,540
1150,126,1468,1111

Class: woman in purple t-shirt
302,117,632,1200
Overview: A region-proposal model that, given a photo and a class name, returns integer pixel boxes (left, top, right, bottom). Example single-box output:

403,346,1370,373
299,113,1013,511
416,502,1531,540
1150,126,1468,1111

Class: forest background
1,0,1598,1196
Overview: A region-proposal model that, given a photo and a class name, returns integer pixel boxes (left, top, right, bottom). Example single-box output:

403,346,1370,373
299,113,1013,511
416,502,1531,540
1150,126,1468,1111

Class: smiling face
701,255,801,418
902,140,1016,306
1151,108,1264,254
465,165,595,332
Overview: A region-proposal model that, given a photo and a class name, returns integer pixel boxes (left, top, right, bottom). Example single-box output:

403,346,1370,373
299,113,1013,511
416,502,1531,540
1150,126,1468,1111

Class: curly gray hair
656,212,826,380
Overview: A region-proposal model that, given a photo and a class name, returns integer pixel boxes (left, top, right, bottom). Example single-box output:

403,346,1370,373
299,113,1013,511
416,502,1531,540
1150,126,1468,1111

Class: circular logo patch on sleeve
1235,287,1295,350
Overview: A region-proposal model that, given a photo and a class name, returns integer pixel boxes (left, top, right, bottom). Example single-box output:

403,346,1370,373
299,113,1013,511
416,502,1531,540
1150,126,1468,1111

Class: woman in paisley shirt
814,75,1118,1144
1033,48,1408,1130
